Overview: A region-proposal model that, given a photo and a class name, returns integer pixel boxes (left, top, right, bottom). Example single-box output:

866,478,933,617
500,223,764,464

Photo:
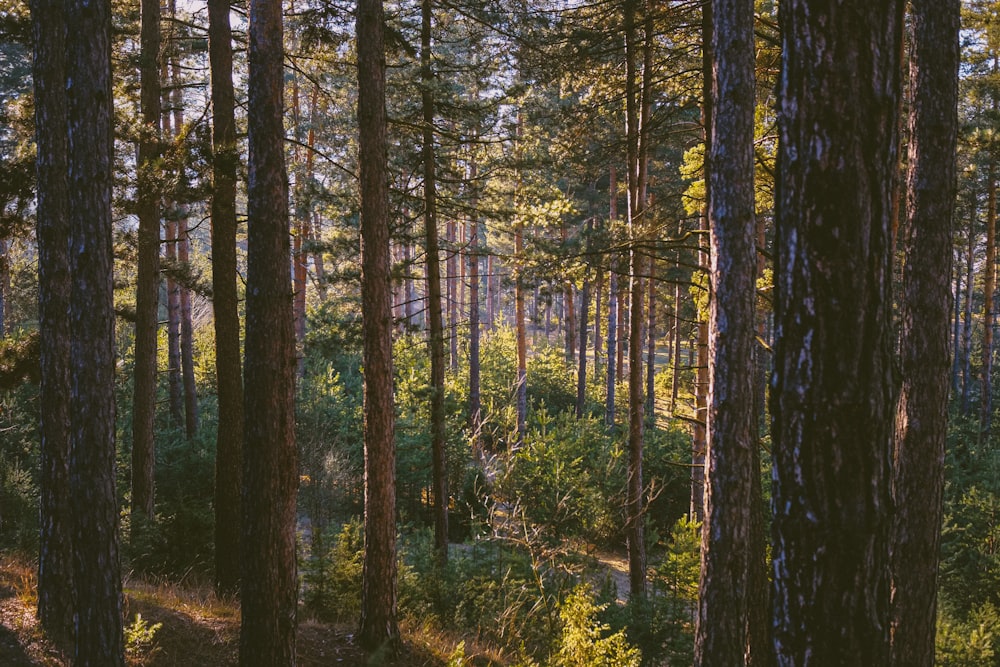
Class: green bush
553,584,640,667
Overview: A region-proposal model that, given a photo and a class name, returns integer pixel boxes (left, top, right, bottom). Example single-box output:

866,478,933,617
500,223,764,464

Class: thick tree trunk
240,0,298,660
771,1,903,662
132,0,161,527
890,2,959,664
421,0,449,563
357,0,400,651
694,0,757,662
208,0,244,597
31,0,75,645
66,0,125,659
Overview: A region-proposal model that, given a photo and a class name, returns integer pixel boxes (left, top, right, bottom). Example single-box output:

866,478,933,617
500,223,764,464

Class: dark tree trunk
890,1,959,664
178,215,199,438
694,0,757,662
31,0,75,645
132,0,161,527
468,177,482,456
448,218,458,372
421,0,449,563
644,257,655,425
962,202,976,415
208,0,244,598
66,0,125,659
771,1,903,662
357,0,400,652
240,0,298,660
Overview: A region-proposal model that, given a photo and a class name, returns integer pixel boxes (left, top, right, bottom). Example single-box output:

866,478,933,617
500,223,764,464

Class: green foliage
937,602,1000,666
553,584,640,667
500,408,623,545
301,518,365,623
124,612,162,660
0,382,38,551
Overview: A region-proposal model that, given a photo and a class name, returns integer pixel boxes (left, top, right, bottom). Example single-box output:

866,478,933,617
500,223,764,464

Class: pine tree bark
240,0,298,659
132,0,161,527
771,1,903,662
31,0,75,645
208,0,244,597
66,0,125,659
357,0,400,651
694,0,757,661
421,0,449,563
890,1,959,664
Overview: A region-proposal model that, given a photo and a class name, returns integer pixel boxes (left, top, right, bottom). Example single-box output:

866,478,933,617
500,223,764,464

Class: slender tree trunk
357,0,400,650
208,0,244,597
448,218,458,372
890,2,959,664
468,158,482,456
982,162,996,444
132,0,161,529
66,0,124,658
694,0,757,661
952,245,963,396
31,0,75,645
576,220,592,418
594,265,603,367
645,257,656,425
240,0,298,659
963,202,976,414
421,0,449,563
670,277,682,414
515,219,528,443
771,1,903,661
606,166,619,427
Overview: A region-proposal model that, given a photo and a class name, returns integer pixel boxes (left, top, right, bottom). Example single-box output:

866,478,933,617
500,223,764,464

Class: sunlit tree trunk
982,161,996,444
606,166,619,427
890,1,959,664
132,0,161,530
695,0,757,661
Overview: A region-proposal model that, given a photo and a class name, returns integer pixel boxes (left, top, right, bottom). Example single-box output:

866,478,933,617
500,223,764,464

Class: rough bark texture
240,0,298,661
31,0,75,645
357,0,401,651
208,0,244,598
65,0,125,660
771,1,903,663
890,1,959,664
132,0,161,526
694,0,756,662
421,0,449,562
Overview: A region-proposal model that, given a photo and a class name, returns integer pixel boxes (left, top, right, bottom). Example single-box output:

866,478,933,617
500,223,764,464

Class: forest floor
0,554,494,666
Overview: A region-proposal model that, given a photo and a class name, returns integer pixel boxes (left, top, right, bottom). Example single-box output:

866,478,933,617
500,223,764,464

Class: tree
66,0,125,659
240,0,298,659
771,0,903,662
421,0,449,563
694,0,756,662
208,0,244,597
357,0,401,651
132,0,161,529
31,0,74,645
889,1,960,664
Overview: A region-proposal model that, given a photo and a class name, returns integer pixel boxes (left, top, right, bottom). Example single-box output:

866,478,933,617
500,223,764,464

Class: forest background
0,0,992,664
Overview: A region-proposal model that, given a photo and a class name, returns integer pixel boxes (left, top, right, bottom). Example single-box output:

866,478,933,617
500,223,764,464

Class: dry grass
0,554,509,666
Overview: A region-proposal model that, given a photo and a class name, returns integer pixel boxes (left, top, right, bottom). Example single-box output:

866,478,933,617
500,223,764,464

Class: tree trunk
208,0,244,598
66,0,125,658
982,162,996,444
515,218,528,443
644,257,656,426
240,0,298,660
132,0,161,528
468,158,482,456
695,0,757,661
606,166,619,427
357,0,400,651
890,2,959,664
448,217,458,372
576,222,591,418
771,2,903,662
31,0,75,645
962,201,976,414
421,0,449,564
